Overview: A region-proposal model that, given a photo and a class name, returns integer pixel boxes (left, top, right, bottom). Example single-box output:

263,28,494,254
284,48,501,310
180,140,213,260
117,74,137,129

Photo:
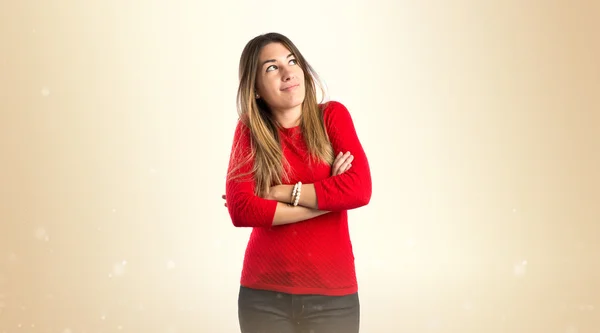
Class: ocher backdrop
1,0,599,332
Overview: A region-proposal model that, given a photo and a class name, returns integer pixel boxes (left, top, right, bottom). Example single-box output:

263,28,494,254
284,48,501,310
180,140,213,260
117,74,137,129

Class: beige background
1,0,599,332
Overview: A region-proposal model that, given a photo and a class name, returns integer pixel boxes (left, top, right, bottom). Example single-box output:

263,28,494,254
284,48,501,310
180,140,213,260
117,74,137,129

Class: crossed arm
222,151,354,226
224,101,371,228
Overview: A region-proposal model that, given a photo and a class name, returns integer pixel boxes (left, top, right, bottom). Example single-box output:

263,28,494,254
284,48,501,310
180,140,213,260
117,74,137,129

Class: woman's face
255,42,305,113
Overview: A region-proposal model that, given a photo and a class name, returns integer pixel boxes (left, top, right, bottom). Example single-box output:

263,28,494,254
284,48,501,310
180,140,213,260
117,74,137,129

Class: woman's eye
266,59,296,72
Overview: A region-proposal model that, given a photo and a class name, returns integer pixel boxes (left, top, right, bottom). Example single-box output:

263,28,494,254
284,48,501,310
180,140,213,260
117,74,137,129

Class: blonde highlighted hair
228,32,334,196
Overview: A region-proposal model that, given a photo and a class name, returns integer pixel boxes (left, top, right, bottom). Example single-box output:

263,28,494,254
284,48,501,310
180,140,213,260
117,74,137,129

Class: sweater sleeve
313,101,372,211
225,120,278,228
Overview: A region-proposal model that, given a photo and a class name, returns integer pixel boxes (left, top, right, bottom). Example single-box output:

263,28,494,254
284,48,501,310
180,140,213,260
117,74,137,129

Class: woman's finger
331,153,343,175
333,152,350,170
331,151,353,176
333,152,344,167
339,155,354,174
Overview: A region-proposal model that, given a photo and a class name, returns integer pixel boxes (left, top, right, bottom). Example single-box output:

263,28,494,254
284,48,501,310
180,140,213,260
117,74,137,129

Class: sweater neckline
278,125,300,135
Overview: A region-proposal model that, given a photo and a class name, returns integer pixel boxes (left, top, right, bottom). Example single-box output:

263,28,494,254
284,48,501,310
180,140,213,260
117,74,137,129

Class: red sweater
225,101,372,296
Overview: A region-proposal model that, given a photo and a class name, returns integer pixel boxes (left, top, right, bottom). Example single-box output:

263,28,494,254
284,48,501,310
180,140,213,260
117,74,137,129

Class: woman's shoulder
234,113,251,131
319,100,352,123
320,100,346,112
230,114,253,144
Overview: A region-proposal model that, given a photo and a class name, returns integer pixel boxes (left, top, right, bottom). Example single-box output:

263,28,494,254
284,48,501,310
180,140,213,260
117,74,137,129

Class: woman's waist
244,230,353,266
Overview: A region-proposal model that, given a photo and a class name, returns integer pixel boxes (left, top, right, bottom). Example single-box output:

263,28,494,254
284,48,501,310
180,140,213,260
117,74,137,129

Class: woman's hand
331,151,353,176
264,185,280,201
222,152,353,208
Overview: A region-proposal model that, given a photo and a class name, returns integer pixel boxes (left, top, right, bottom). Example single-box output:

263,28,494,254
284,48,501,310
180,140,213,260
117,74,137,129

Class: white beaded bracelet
293,182,302,206
291,182,299,205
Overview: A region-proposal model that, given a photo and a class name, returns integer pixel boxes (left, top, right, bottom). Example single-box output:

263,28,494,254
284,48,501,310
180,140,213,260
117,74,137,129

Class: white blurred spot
166,260,176,270
18,324,22,328
404,238,416,248
63,329,72,333
178,306,192,312
101,315,106,320
565,325,578,333
312,305,323,311
426,318,441,329
31,324,35,328
513,260,527,277
512,208,517,213
112,261,127,276
166,325,178,333
41,87,50,97
117,325,123,330
112,208,117,213
8,252,18,262
34,227,50,241
462,301,474,311
148,168,158,175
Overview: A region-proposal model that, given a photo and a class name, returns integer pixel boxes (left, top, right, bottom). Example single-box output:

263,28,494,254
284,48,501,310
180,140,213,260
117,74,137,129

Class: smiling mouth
281,84,299,91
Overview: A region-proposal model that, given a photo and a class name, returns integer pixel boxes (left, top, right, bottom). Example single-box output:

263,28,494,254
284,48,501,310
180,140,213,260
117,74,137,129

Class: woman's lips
281,84,299,91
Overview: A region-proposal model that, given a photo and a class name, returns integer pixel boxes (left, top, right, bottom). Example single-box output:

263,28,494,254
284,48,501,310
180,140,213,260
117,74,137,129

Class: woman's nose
281,68,294,81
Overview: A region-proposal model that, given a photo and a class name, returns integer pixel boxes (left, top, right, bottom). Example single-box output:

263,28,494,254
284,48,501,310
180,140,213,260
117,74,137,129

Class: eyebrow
261,53,295,68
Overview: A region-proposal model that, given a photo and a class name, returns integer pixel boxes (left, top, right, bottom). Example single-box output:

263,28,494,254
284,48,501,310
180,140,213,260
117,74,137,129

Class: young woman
223,32,372,333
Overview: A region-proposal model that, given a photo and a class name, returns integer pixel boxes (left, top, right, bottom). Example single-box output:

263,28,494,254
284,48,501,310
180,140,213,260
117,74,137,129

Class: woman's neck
273,105,302,128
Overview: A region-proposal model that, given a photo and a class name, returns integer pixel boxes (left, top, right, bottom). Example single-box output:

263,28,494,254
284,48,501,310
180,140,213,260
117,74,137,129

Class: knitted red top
225,101,372,296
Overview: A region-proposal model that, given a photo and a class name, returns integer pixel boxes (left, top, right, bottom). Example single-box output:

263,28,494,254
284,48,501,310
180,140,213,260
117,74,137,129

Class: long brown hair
228,32,334,196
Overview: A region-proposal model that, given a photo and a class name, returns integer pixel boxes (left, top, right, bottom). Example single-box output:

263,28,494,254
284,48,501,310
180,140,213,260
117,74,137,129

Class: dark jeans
238,286,360,333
